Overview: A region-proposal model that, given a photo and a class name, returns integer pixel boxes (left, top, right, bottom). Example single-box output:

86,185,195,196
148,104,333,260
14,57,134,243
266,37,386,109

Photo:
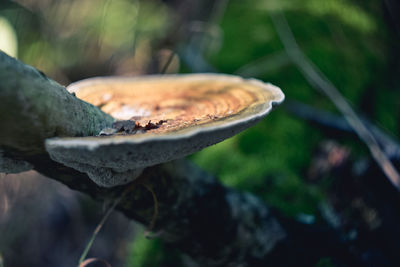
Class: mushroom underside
46,117,258,187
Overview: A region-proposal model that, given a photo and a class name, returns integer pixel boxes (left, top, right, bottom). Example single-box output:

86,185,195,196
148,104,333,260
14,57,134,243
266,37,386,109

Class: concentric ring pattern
69,75,282,136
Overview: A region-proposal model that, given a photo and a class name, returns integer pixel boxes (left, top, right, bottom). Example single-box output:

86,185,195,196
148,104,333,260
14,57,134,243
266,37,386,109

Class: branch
0,51,114,155
286,100,400,155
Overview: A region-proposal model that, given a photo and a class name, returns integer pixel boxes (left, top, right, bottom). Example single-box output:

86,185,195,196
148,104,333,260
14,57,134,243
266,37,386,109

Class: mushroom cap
45,74,284,187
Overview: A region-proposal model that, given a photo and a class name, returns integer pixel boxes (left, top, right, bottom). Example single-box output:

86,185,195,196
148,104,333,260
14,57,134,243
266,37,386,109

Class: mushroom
45,74,284,187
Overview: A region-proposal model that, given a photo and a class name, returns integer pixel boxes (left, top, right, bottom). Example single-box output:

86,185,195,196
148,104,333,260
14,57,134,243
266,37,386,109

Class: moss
315,257,335,267
127,230,163,267
127,228,183,267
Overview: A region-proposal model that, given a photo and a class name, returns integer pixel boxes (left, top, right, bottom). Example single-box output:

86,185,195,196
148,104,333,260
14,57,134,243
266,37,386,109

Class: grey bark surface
0,51,114,155
0,51,286,266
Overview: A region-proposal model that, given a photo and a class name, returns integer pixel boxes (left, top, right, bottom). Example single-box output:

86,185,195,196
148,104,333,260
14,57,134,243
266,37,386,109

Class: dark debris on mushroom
99,119,167,136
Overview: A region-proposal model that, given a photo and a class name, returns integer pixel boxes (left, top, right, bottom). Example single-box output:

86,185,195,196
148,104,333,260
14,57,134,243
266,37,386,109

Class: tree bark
0,51,287,266
0,51,114,155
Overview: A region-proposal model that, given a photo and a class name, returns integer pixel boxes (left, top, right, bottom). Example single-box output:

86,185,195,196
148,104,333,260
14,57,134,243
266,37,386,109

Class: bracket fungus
45,74,284,187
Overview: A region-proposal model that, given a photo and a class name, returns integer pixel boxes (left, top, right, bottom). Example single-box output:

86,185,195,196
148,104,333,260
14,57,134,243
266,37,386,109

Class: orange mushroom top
70,74,283,137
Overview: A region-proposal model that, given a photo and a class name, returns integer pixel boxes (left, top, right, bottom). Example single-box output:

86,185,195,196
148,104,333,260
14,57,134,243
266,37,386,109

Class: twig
270,13,400,190
180,0,230,73
286,100,400,154
78,196,120,265
79,258,111,267
78,183,137,265
160,50,176,74
234,51,290,77
142,183,159,238
198,0,230,54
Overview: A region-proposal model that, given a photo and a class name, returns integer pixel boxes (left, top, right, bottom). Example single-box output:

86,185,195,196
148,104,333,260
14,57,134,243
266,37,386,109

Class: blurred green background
1,0,399,266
